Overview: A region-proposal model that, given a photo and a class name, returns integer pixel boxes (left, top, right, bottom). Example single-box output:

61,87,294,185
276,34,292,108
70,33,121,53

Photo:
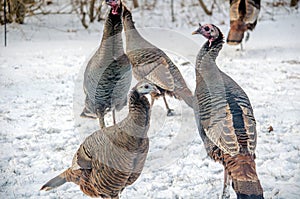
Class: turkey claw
167,109,175,116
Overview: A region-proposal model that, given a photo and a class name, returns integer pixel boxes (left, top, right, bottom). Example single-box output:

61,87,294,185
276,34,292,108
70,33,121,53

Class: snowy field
0,1,300,199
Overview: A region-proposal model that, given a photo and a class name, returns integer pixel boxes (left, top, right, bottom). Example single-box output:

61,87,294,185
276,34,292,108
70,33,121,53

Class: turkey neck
195,38,224,76
194,36,225,116
99,10,124,60
123,90,151,138
196,38,224,68
122,7,154,52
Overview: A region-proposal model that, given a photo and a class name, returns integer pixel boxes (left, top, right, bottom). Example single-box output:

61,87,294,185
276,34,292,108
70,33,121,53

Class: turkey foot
167,109,175,116
163,96,174,116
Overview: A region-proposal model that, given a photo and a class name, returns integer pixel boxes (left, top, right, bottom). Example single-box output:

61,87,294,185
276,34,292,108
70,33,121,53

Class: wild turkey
192,23,264,199
40,80,159,198
122,4,194,116
81,0,132,128
227,0,261,46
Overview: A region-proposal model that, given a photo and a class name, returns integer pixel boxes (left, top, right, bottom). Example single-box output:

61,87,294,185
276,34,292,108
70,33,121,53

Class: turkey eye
144,85,149,89
204,26,210,31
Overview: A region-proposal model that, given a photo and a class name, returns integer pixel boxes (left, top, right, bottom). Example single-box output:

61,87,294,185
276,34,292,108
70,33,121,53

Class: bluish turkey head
192,23,221,47
135,81,160,96
106,0,121,15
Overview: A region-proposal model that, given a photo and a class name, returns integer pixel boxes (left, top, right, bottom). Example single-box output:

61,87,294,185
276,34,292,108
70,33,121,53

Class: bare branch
80,0,88,28
89,0,96,22
171,0,175,22
198,0,213,16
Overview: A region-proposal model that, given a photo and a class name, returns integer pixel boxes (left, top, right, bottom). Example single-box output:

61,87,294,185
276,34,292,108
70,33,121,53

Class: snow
1,1,300,199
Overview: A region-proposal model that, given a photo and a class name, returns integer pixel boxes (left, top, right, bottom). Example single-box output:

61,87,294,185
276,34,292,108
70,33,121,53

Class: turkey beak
192,23,203,35
192,28,202,35
151,86,160,95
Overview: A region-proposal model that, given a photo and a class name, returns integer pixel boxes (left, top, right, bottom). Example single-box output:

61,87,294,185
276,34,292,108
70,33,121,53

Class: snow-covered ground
0,1,300,198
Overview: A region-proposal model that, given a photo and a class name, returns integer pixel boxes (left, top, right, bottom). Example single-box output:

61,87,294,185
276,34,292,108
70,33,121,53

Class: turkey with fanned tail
40,80,160,198
122,3,194,116
192,23,264,199
81,0,132,129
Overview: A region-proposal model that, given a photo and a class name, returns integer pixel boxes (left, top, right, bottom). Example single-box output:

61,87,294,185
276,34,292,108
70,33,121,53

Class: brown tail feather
223,154,264,198
80,107,97,119
227,20,247,45
234,181,264,199
40,170,68,191
41,168,85,191
41,168,101,197
174,87,194,109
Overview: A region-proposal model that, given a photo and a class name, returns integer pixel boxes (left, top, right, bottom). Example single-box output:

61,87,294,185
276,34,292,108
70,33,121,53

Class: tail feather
223,154,264,198
227,28,244,45
227,20,247,45
237,192,264,199
174,87,194,109
80,107,97,119
40,172,67,191
234,180,264,199
40,168,83,191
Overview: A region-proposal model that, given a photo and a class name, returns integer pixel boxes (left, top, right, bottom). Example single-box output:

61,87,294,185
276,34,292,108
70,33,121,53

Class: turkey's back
72,126,149,198
74,90,151,197
122,6,193,108
195,69,257,157
128,47,187,92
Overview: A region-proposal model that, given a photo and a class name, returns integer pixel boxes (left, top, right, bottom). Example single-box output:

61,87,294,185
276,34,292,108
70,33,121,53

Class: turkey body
193,24,264,198
122,5,194,115
41,81,158,198
227,0,261,45
82,5,132,128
